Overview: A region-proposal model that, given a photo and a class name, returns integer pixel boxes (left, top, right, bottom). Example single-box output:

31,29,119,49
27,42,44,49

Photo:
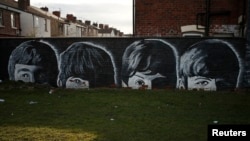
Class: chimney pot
99,24,104,29
85,20,91,25
104,24,109,29
40,7,49,12
53,11,61,17
93,22,98,27
18,0,30,11
67,14,76,22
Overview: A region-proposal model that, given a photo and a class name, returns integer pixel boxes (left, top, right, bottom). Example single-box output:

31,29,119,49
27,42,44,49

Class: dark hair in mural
122,39,179,89
178,39,244,91
57,42,117,88
8,40,59,86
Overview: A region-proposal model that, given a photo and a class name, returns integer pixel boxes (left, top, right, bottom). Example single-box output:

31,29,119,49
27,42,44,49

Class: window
34,16,39,27
59,23,64,33
0,11,3,26
11,13,16,28
66,25,69,35
44,18,48,31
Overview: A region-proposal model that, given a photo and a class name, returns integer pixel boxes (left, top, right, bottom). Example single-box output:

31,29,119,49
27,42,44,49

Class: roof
99,28,122,36
99,28,114,34
29,6,65,22
88,25,99,30
0,0,18,9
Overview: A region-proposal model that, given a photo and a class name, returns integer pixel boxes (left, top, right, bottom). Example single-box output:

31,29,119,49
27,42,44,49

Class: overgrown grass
0,82,250,141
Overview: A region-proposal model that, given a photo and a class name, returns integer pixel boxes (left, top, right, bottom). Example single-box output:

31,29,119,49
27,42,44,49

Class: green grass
0,82,250,141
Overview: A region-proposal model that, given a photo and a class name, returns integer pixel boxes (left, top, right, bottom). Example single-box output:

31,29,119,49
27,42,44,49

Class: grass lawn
0,82,250,141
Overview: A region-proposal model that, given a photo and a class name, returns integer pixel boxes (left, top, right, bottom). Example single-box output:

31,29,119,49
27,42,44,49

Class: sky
30,0,133,34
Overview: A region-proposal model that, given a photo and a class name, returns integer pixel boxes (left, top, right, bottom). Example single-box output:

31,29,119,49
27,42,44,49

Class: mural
8,40,59,87
57,42,117,89
177,39,244,91
0,38,248,91
121,39,179,89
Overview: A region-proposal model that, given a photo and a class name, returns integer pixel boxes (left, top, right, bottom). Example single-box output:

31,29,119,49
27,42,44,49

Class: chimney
67,14,73,21
73,16,77,22
18,0,30,11
104,24,109,29
53,11,61,17
93,22,98,27
99,24,104,29
85,20,91,25
66,14,76,22
40,7,49,12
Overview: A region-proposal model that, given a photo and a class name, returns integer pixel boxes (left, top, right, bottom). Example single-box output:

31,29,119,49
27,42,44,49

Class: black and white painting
57,42,117,89
121,39,179,89
0,38,247,91
177,39,244,91
8,40,59,87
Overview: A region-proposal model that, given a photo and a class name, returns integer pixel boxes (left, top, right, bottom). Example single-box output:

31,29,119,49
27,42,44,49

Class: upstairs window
11,13,16,28
0,11,3,26
34,16,39,27
44,18,48,31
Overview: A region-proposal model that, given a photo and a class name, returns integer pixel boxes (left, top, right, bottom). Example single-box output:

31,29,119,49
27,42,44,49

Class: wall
18,9,51,37
0,37,248,91
64,23,82,37
19,12,34,36
33,15,51,37
50,18,64,37
135,0,245,37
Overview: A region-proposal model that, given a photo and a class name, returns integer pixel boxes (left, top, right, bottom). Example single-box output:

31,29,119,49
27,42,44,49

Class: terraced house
0,0,124,37
0,0,21,37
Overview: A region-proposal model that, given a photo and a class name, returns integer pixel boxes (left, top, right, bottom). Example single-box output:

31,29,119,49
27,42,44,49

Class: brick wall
135,0,245,37
0,9,21,37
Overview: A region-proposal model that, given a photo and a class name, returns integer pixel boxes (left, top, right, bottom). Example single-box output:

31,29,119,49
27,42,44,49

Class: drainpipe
133,0,135,37
247,0,250,42
205,0,211,37
241,0,247,37
245,0,250,87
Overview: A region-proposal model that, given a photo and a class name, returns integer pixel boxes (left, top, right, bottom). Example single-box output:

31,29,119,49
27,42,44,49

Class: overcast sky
30,0,133,34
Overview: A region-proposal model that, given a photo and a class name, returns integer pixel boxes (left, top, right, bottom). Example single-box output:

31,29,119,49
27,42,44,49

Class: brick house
64,14,87,37
51,11,65,37
0,0,125,37
133,0,247,37
98,24,115,37
0,0,52,37
0,0,21,37
37,7,66,37
84,20,99,37
98,24,124,37
0,0,67,37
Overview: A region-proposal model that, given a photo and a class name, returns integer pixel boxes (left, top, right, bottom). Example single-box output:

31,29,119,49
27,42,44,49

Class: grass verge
0,82,249,141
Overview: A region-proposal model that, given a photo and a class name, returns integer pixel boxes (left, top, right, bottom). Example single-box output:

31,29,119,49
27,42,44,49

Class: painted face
14,64,43,83
66,76,89,89
127,70,165,89
187,76,217,91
